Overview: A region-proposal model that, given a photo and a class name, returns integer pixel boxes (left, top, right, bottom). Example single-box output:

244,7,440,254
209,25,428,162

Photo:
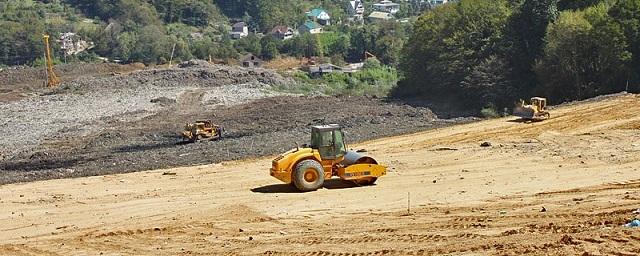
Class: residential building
347,0,365,20
368,11,394,22
270,26,295,40
306,8,331,26
373,0,400,14
299,21,323,34
240,54,263,68
230,22,248,39
428,0,451,8
309,64,343,77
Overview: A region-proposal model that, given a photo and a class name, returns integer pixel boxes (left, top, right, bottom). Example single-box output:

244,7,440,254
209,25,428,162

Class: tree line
395,0,640,110
0,0,409,67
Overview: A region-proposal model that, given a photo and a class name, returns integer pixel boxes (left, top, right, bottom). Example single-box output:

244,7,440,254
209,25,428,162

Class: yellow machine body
182,120,223,142
270,124,386,191
513,97,550,121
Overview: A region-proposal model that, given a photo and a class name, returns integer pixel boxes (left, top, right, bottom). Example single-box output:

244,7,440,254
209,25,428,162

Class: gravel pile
0,61,292,161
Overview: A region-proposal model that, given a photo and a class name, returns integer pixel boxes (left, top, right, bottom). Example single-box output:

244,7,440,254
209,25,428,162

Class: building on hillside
240,54,263,68
230,22,248,39
368,11,394,22
59,32,94,56
373,0,400,14
270,26,295,40
427,0,451,8
347,0,365,21
299,21,323,34
309,64,344,77
306,8,331,26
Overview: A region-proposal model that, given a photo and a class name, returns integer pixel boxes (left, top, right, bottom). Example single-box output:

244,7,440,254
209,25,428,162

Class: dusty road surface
1,93,640,255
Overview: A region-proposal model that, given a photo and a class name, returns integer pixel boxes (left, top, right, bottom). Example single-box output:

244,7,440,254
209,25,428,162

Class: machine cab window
310,124,347,160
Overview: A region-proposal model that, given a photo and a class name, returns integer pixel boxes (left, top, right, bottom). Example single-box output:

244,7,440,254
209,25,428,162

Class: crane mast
43,34,60,88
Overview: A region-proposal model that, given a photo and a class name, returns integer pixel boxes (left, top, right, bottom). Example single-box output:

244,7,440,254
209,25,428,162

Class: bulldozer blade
513,106,535,119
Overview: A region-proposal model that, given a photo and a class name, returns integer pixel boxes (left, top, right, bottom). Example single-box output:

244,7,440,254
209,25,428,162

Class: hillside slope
1,93,639,255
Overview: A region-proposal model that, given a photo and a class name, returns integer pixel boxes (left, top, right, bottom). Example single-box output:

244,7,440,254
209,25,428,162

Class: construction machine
43,34,60,88
513,97,550,121
270,124,387,191
182,120,223,142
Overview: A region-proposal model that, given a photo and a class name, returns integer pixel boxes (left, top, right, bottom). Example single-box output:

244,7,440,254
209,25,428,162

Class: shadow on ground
251,179,365,193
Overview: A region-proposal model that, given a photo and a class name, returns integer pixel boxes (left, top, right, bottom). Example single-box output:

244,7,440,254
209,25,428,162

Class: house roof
302,20,321,29
350,0,362,9
374,0,400,7
241,53,262,62
368,11,394,20
232,22,246,28
271,25,291,34
307,8,328,18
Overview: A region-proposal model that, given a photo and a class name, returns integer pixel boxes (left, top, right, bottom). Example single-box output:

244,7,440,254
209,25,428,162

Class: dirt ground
0,95,443,184
0,62,450,184
1,93,639,255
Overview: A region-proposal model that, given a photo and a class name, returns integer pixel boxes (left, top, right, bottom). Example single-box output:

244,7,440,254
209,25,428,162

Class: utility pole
626,79,629,92
169,43,176,66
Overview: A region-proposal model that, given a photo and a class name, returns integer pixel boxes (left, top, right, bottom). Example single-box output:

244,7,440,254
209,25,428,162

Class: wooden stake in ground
407,192,411,215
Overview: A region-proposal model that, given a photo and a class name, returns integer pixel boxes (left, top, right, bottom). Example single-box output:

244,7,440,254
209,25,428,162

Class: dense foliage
3,0,638,108
0,0,411,67
281,58,398,96
396,0,640,111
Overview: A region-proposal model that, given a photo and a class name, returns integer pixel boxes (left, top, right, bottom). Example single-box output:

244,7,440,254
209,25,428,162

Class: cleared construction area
0,62,445,184
0,92,639,255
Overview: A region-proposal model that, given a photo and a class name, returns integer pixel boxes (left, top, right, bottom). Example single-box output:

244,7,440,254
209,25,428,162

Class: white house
306,8,331,26
373,0,400,14
271,26,295,40
230,22,248,39
428,0,451,8
347,0,365,20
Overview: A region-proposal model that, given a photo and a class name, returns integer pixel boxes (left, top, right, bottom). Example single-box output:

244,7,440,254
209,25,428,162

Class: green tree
535,5,631,102
235,33,262,56
395,0,511,108
609,0,640,91
501,0,559,98
262,42,278,60
558,0,604,10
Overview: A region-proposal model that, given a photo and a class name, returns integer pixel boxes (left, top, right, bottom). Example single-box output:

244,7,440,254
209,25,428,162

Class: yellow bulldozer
270,124,387,191
513,97,550,121
182,120,223,142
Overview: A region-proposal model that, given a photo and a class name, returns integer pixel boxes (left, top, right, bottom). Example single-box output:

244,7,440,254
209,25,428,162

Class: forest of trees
395,0,640,110
1,0,639,111
0,0,414,67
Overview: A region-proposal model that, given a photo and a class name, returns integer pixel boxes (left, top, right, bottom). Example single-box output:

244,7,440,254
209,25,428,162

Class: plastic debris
624,219,640,227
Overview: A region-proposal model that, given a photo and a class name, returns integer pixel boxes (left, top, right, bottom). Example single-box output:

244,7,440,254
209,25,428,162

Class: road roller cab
270,124,387,191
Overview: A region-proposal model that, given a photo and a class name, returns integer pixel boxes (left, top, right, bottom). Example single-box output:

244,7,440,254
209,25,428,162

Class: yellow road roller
270,124,386,191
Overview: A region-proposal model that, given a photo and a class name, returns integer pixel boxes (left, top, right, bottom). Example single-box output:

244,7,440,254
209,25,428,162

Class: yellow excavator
513,97,550,121
270,124,386,191
43,34,60,88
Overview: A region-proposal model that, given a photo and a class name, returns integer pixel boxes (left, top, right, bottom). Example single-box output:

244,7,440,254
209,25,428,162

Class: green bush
480,106,501,118
283,64,398,97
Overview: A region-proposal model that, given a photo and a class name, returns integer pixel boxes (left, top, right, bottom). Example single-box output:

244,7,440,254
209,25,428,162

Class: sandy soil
1,61,449,185
1,93,640,255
